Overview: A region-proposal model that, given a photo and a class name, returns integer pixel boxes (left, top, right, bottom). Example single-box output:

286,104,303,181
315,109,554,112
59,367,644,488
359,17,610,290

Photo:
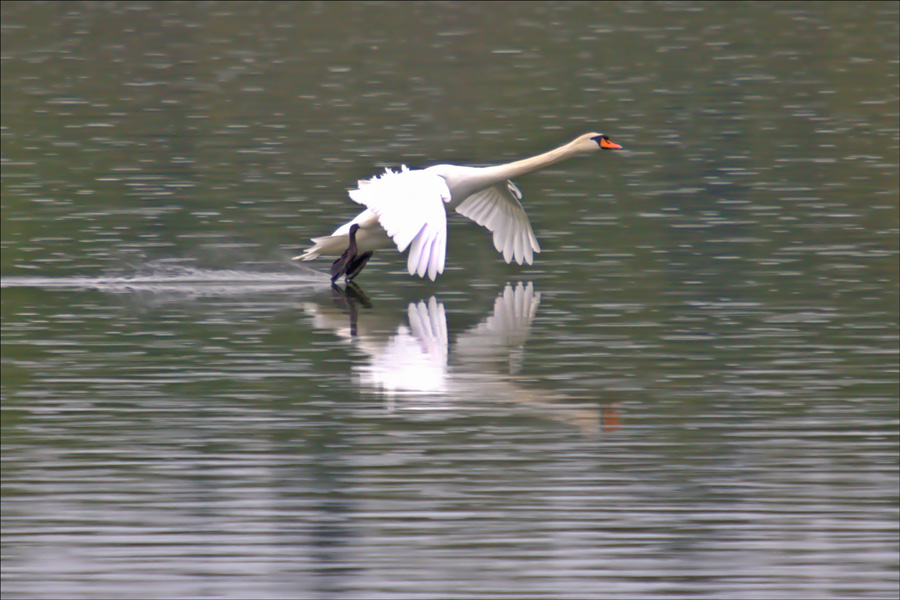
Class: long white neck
440,137,591,204
478,138,588,182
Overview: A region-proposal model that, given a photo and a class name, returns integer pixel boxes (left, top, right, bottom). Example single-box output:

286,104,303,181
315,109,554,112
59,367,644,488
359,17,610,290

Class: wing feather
348,167,450,281
454,180,541,265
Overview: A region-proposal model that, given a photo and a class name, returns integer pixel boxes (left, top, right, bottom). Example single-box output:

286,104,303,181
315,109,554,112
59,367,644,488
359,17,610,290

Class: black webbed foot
331,253,350,283
345,251,373,282
330,223,373,283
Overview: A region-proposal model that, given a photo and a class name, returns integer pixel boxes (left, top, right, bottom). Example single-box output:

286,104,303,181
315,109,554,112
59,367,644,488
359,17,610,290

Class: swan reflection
303,282,614,434
359,296,449,395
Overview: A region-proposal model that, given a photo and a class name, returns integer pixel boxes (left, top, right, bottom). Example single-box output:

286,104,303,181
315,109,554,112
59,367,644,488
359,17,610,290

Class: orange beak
600,137,623,150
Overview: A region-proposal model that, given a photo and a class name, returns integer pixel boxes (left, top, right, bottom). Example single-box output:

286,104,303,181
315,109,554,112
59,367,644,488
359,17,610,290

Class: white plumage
454,180,539,266
295,132,622,281
349,166,450,280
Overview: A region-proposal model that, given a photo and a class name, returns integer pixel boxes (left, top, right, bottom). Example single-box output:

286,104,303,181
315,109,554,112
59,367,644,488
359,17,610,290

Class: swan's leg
332,231,365,282
345,251,373,282
331,251,352,283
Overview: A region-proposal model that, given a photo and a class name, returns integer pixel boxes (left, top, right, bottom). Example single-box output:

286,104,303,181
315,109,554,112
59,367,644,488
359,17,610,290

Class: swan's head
573,132,623,153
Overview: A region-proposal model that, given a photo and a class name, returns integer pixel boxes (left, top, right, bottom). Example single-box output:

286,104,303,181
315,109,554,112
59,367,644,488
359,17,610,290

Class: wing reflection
452,282,541,376
359,297,450,395
302,282,616,434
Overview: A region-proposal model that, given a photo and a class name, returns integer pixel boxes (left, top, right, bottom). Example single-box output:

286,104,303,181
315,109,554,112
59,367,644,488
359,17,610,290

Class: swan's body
295,132,622,280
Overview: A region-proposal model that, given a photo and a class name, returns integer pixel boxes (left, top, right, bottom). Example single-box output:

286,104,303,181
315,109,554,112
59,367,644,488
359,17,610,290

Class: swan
294,132,622,281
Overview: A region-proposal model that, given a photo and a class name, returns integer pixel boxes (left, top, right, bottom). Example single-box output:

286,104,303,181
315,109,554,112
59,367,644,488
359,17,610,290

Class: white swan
294,132,622,281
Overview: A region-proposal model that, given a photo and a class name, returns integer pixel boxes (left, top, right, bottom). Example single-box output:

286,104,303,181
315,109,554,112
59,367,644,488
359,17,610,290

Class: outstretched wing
454,180,541,265
349,167,450,281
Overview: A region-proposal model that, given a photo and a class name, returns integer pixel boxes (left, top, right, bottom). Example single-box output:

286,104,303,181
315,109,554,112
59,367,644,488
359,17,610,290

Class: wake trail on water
0,261,332,296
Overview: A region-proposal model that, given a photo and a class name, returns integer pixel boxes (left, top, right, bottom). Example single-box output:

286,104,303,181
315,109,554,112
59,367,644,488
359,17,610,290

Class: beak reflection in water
302,282,620,435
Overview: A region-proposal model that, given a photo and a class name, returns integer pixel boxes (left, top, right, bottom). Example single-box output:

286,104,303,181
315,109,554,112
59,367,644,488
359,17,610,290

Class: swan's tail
293,237,326,261
293,211,386,261
293,235,347,261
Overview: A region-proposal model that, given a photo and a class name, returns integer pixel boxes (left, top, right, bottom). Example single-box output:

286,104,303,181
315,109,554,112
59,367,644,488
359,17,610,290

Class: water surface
2,2,898,598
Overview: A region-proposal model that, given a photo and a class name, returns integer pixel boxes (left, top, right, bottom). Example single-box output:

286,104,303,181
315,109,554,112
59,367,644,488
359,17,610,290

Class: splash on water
0,259,331,296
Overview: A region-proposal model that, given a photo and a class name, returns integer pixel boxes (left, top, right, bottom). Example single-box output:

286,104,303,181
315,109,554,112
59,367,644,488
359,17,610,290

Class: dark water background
2,2,898,598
